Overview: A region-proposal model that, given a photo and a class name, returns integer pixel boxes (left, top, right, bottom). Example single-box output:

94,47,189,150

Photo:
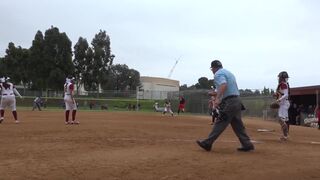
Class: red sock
65,110,70,122
12,111,17,120
72,110,77,121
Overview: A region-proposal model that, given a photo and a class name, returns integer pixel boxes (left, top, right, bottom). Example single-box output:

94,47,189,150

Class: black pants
203,97,253,148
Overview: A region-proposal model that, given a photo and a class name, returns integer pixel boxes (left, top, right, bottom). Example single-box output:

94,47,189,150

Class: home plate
257,128,275,132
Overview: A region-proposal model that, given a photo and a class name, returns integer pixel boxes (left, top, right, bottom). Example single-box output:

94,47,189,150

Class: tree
195,77,211,89
29,30,46,90
73,37,89,93
101,64,140,90
180,84,188,91
43,26,74,90
89,30,114,91
2,42,30,87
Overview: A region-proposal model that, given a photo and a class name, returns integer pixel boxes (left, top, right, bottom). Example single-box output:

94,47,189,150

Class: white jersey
0,82,21,111
1,82,15,96
64,82,77,110
64,82,74,96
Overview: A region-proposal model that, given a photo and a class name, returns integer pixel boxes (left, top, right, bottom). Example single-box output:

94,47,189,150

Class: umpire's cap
211,60,223,68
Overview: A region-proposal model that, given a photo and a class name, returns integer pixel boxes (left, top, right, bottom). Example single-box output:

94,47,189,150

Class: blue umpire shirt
214,68,240,99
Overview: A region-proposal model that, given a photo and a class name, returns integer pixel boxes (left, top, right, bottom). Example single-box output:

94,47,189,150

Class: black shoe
237,146,254,152
196,140,212,151
0,119,3,123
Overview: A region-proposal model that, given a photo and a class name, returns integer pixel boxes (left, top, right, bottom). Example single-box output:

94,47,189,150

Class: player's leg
10,97,19,123
72,101,79,124
64,98,71,124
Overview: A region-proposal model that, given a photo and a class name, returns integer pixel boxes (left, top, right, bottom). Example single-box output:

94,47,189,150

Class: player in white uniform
274,71,290,141
163,100,174,116
0,77,23,124
64,77,79,125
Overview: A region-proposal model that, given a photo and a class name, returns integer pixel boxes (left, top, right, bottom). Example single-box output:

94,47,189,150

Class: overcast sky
1,0,319,90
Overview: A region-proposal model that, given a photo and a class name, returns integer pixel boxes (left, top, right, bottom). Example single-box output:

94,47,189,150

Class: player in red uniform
177,96,185,115
64,77,79,125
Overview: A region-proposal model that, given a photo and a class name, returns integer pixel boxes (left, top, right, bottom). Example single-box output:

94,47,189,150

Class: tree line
0,26,140,92
180,77,275,96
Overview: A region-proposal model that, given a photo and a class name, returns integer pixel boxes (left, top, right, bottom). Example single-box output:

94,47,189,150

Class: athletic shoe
73,121,80,125
196,140,212,151
70,121,74,124
0,119,3,124
237,146,254,152
15,120,20,124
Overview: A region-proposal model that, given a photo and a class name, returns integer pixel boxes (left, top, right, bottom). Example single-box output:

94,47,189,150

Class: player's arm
215,83,227,104
13,88,23,98
277,83,288,102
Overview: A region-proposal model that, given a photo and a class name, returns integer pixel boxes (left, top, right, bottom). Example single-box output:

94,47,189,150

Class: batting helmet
278,71,289,79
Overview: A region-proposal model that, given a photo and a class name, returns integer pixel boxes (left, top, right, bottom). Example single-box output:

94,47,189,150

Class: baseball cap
211,60,223,68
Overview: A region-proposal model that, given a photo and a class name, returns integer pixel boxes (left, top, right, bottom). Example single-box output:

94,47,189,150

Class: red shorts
178,104,185,109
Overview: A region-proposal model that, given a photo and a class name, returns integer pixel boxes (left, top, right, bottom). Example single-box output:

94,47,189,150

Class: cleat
73,121,80,125
15,120,20,124
0,119,3,124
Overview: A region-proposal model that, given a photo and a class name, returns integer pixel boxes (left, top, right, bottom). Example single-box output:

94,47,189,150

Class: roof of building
290,85,320,96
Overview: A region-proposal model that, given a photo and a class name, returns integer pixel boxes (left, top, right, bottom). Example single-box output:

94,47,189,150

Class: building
139,76,179,100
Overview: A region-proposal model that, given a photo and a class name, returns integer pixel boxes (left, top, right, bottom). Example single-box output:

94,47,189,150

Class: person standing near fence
0,77,23,124
196,60,254,152
32,96,42,111
274,71,291,140
177,96,186,115
64,76,79,125
163,100,174,116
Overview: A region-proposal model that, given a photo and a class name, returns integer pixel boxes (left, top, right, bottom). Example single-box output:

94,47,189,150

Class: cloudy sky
1,0,319,90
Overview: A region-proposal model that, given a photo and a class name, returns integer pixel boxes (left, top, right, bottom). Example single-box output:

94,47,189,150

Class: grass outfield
0,110,319,179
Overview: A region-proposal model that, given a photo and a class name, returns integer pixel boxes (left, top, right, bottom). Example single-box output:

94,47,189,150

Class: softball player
163,100,174,116
64,77,79,125
0,77,23,124
275,71,290,141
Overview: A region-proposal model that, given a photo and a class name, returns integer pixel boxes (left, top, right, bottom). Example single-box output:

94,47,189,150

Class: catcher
208,89,219,125
273,71,291,141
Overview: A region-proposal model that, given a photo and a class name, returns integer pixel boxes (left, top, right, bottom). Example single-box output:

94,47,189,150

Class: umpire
196,60,254,152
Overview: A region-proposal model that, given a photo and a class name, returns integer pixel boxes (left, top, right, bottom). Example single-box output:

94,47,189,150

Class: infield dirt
0,110,319,180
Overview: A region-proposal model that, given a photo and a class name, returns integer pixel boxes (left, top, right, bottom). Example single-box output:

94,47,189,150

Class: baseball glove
270,102,280,109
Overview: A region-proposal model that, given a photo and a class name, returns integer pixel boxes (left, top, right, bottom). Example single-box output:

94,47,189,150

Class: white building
139,76,179,100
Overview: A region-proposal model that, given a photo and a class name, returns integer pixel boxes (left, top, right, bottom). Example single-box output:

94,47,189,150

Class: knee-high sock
72,110,77,121
12,111,17,120
65,110,70,122
279,120,288,137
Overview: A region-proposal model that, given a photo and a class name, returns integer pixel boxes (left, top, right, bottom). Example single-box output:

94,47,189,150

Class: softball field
0,110,319,180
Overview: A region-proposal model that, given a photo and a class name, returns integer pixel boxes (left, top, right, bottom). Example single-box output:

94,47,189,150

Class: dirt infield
0,110,319,180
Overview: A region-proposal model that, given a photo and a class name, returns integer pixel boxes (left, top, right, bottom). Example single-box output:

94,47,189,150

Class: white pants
64,95,77,111
0,95,16,111
278,100,290,121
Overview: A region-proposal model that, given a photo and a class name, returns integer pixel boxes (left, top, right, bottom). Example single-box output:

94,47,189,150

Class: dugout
290,85,320,106
289,85,320,125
